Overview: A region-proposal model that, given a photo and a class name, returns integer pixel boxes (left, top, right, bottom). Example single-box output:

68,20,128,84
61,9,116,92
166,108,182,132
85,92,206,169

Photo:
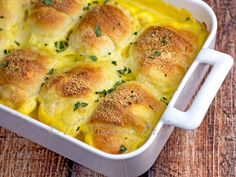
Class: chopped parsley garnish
92,1,99,4
74,102,88,111
95,24,102,37
117,67,131,75
0,16,4,19
55,41,68,53
96,80,125,97
83,3,91,11
119,145,127,153
14,41,20,46
185,17,191,21
162,36,167,45
0,62,9,68
133,32,138,36
76,126,80,131
160,97,168,105
3,49,12,55
112,61,117,66
104,0,110,4
90,55,98,62
15,67,21,72
44,0,54,6
44,76,49,81
154,51,161,57
48,68,54,75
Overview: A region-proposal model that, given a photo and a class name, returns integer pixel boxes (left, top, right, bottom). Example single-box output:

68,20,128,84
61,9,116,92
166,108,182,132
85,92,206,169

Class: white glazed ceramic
0,0,234,177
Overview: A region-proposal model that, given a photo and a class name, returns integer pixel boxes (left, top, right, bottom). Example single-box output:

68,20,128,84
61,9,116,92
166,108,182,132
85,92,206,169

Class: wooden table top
0,0,235,176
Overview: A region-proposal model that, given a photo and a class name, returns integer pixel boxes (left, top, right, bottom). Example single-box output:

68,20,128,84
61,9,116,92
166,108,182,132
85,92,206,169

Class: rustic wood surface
0,0,235,177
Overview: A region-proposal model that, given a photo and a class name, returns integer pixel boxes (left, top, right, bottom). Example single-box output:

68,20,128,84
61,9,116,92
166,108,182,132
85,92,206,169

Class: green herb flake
96,80,125,97
55,41,68,53
83,3,91,11
3,49,12,55
44,0,54,6
112,61,117,66
48,68,54,75
14,41,20,46
119,145,127,153
76,126,80,131
0,16,4,19
117,67,132,75
160,97,168,105
104,0,110,4
0,62,9,68
90,55,98,62
74,102,88,111
95,24,102,37
154,51,161,57
162,36,167,45
133,32,138,36
185,17,191,21
81,102,88,107
15,67,21,72
92,1,99,4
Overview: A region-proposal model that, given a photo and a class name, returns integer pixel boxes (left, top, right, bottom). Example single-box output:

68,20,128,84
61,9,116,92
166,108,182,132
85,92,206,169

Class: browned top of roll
43,64,104,98
91,82,165,131
29,0,85,36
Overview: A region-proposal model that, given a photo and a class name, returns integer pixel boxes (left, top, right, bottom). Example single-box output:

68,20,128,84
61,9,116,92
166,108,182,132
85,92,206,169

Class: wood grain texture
0,0,235,177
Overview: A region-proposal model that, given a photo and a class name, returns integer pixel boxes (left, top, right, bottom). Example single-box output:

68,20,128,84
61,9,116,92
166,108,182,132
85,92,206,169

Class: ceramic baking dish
0,0,234,176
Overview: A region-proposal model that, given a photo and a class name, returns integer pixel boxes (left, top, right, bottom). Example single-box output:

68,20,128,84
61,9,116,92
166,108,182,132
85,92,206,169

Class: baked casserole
0,0,208,154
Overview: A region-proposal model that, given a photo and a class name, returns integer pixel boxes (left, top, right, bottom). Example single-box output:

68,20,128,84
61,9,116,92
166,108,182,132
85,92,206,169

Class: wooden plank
0,0,235,176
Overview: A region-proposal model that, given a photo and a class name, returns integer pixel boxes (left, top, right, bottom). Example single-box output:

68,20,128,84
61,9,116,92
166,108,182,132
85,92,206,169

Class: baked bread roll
0,49,53,114
69,3,134,57
28,0,86,37
38,61,120,137
83,82,166,154
130,26,198,98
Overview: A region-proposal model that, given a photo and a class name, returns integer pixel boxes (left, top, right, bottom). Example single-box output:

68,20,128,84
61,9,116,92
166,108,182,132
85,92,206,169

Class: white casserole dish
0,0,234,176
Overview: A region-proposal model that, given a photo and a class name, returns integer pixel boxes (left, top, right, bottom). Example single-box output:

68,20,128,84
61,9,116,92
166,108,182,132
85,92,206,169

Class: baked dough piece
0,49,53,115
130,26,198,97
69,4,134,57
83,82,166,154
0,0,29,31
38,62,120,137
28,0,85,37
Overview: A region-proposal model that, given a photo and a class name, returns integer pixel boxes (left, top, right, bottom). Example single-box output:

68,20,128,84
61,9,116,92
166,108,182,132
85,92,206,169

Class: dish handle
162,48,234,130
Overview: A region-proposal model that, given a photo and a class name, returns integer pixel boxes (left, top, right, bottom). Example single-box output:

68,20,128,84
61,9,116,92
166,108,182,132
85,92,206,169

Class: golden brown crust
88,82,166,153
36,0,85,18
29,0,85,36
43,64,104,97
135,26,196,70
0,49,51,107
91,82,164,130
70,4,133,56
29,7,70,36
131,26,198,95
